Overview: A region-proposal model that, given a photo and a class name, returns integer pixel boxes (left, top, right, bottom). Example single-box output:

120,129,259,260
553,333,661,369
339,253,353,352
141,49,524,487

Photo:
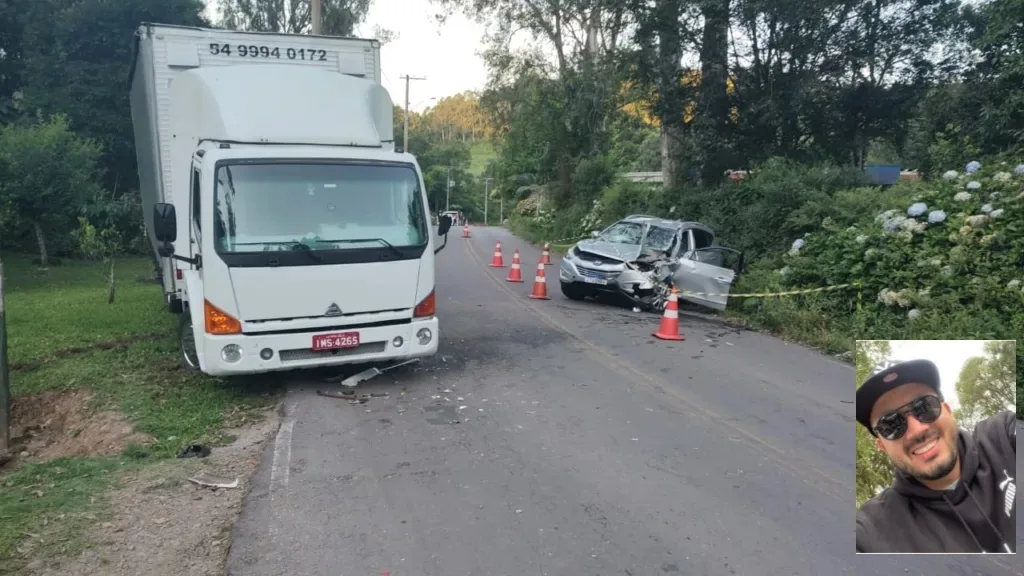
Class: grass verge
0,253,281,571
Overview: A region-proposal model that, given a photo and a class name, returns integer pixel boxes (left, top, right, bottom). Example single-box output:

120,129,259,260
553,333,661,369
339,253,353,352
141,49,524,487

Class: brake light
413,290,435,318
205,299,242,334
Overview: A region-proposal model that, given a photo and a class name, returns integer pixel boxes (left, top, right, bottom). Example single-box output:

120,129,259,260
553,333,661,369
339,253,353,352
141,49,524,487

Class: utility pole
0,260,9,453
445,166,452,212
400,75,426,153
310,0,322,35
483,177,492,226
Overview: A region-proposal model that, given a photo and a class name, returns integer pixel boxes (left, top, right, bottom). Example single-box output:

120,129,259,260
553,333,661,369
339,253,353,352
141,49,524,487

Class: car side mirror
153,203,177,243
438,214,453,236
590,231,600,238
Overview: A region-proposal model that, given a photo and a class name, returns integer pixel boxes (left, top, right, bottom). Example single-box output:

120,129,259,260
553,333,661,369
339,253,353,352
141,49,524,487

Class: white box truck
128,23,452,376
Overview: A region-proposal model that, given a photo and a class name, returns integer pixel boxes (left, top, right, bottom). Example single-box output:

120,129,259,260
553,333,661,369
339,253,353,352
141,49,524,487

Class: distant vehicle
558,215,744,312
129,23,452,377
441,210,463,226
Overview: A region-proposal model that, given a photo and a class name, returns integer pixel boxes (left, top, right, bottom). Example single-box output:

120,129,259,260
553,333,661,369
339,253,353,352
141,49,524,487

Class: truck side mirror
590,231,600,238
437,214,453,236
153,203,178,242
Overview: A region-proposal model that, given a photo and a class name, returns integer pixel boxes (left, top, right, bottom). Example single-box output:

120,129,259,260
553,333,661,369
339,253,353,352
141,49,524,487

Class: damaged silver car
558,215,744,312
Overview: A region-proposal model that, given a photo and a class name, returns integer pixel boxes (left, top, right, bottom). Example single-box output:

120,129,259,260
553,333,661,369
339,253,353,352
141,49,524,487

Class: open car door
673,246,744,311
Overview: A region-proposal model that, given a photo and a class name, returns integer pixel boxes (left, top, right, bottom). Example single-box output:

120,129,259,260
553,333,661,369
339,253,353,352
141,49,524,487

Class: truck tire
560,281,589,301
178,307,200,371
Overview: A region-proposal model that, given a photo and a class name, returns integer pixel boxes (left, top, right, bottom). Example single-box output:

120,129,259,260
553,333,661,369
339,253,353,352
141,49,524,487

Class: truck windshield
213,162,428,253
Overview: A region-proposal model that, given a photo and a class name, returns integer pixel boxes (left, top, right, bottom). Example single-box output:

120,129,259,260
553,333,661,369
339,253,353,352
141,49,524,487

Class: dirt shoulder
26,408,279,576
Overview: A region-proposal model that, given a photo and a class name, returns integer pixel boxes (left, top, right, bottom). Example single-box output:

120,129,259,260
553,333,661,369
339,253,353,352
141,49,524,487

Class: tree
856,340,896,509
0,115,103,266
955,340,1016,430
18,0,209,193
219,0,371,36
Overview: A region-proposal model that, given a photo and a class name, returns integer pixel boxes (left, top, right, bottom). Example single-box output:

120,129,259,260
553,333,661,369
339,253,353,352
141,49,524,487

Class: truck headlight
416,328,432,345
221,344,243,363
392,336,404,348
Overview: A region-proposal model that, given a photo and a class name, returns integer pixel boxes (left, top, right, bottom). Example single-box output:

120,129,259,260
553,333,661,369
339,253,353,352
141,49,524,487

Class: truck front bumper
199,317,439,377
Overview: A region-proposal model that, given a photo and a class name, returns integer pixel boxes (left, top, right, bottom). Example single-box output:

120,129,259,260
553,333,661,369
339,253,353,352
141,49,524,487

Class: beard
895,431,959,483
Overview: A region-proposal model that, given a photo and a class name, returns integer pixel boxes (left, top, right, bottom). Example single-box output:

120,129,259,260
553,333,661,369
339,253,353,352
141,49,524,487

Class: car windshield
213,162,428,253
599,221,676,252
643,225,677,252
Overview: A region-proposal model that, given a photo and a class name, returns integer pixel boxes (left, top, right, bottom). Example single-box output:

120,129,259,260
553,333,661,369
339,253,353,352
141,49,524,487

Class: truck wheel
178,308,200,371
560,281,589,301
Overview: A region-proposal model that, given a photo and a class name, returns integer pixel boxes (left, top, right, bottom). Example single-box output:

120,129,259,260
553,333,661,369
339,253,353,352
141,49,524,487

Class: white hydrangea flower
927,210,947,224
990,208,1004,219
980,203,993,213
967,181,981,190
907,202,928,217
778,266,790,277
966,161,981,173
943,170,959,180
855,235,868,244
966,214,988,227
954,192,972,202
1014,164,1024,176
1008,279,1021,289
908,309,921,320
994,172,1011,183
990,191,1001,200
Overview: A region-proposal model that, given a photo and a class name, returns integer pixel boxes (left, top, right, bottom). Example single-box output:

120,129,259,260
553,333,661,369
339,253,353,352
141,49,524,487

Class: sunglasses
872,395,942,441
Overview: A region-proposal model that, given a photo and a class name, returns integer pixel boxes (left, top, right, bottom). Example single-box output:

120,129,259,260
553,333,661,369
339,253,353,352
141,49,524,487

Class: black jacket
856,410,1017,553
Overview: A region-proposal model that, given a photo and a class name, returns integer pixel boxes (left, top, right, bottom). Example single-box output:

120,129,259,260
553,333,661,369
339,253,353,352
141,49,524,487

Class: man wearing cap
855,359,1017,553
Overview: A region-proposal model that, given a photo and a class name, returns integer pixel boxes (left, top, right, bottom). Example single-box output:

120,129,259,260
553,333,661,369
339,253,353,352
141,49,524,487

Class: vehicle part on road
652,288,686,341
187,473,239,489
507,250,524,283
178,444,211,459
490,242,505,267
316,389,357,400
529,260,551,300
541,243,552,265
339,358,421,387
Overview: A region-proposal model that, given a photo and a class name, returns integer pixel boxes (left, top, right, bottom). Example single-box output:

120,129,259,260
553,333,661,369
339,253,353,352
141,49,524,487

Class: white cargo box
129,23,382,245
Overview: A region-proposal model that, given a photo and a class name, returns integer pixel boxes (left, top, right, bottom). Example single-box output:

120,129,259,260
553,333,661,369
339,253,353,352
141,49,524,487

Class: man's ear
875,437,886,452
942,401,954,416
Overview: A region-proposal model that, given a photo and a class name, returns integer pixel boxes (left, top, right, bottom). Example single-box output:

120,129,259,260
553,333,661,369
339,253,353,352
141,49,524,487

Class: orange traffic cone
462,224,470,238
489,242,505,267
506,250,524,282
528,260,550,299
540,243,552,265
653,287,685,341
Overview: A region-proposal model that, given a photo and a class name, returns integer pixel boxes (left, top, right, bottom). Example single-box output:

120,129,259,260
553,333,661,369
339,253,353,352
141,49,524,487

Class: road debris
187,473,239,489
336,358,421,387
177,444,210,459
317,389,357,400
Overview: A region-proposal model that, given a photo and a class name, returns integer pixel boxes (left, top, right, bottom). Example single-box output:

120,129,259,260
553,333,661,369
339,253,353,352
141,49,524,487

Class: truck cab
133,43,452,376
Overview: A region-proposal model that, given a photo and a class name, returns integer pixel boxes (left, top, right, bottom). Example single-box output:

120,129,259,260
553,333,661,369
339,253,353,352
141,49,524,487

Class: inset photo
855,340,1017,554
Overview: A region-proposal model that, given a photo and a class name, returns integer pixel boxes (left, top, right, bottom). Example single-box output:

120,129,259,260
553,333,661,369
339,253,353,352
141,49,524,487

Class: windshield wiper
290,242,323,263
328,238,405,259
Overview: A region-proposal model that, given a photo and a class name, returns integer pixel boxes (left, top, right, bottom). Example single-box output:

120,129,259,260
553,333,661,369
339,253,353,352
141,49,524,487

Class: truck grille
279,341,387,362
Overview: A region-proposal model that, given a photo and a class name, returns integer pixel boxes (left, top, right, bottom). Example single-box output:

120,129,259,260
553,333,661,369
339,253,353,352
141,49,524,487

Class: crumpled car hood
574,240,642,263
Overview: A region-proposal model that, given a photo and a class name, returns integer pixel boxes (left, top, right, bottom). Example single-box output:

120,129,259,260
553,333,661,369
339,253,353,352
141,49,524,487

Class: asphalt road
226,226,1022,576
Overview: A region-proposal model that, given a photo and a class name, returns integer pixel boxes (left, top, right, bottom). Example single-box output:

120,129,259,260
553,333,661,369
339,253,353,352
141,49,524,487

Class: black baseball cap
856,359,942,435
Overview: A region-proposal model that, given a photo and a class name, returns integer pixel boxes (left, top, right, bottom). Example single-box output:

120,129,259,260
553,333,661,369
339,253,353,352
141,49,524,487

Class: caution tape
675,282,861,299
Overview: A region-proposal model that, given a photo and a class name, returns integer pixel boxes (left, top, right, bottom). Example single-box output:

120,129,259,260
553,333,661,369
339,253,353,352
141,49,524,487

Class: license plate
312,331,360,351
582,277,608,285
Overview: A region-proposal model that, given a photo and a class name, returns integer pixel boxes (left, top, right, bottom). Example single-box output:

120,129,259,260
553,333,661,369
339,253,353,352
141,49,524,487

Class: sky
203,0,491,111
883,340,996,411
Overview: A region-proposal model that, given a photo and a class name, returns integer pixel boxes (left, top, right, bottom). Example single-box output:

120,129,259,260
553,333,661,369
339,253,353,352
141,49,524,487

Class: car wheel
560,281,589,301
